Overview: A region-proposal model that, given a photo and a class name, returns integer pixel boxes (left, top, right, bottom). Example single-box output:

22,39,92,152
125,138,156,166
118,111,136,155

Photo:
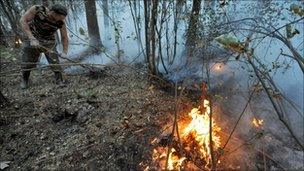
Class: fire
145,99,222,170
148,147,186,170
213,63,224,72
181,99,221,167
167,148,187,170
252,118,263,127
15,38,22,45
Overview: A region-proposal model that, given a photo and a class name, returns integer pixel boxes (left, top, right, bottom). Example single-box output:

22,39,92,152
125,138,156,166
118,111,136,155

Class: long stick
215,89,256,168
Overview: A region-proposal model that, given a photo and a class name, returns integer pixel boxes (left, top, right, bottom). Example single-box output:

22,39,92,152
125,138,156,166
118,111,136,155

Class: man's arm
59,23,69,54
20,6,37,39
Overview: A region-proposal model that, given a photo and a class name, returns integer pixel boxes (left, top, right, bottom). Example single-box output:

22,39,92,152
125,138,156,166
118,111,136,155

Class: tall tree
185,0,202,58
150,0,158,75
144,0,159,75
0,17,7,46
102,0,109,28
0,0,21,38
84,0,103,50
144,1,151,71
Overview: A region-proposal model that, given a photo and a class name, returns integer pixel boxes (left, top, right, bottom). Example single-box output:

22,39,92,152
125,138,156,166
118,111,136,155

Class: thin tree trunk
144,0,151,70
102,0,109,28
0,1,20,37
84,0,102,50
156,1,168,74
186,0,202,58
171,0,183,65
150,0,159,75
247,54,304,149
0,18,7,46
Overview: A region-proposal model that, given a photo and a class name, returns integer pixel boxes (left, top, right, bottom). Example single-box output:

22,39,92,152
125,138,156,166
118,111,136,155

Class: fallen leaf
0,161,10,170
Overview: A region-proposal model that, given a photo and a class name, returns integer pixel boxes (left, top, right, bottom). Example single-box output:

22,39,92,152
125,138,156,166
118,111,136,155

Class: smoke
40,1,303,169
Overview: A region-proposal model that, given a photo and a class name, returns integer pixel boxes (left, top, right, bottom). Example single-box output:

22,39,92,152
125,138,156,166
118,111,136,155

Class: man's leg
44,49,65,87
20,43,41,89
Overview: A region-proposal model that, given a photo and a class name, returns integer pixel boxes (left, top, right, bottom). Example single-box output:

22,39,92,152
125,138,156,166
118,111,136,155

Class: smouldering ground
0,55,194,170
1,50,303,170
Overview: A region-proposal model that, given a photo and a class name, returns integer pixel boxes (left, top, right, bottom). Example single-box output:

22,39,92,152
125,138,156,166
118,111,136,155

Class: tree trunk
185,0,202,58
0,1,21,39
0,18,8,46
102,0,109,28
144,0,151,70
150,0,158,75
171,0,184,64
84,0,103,50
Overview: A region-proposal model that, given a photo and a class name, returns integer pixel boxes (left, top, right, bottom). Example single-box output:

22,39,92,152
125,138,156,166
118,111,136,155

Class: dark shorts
20,40,62,73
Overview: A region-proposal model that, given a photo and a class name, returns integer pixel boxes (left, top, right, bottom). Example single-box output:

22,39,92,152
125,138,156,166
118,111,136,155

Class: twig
215,88,256,167
165,80,183,170
247,55,304,149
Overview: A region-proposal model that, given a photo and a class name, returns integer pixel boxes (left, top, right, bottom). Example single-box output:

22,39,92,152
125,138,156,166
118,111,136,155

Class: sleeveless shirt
29,5,64,42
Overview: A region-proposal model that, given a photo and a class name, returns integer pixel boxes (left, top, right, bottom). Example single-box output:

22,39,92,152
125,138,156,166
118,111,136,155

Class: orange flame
167,148,186,170
181,99,221,167
146,99,222,170
252,118,263,127
213,63,224,72
15,38,22,45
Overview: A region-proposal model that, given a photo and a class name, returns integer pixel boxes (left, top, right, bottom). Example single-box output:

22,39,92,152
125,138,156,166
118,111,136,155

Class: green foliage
215,34,245,53
285,24,300,39
78,27,86,36
290,4,304,17
272,61,281,69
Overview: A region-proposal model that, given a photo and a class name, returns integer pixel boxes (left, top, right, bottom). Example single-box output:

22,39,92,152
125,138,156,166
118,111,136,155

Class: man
19,4,69,89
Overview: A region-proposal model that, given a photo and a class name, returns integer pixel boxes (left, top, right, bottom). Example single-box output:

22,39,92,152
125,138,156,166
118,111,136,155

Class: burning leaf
181,102,221,166
213,63,224,72
146,99,221,170
150,147,186,171
14,38,23,45
167,148,186,170
252,118,264,127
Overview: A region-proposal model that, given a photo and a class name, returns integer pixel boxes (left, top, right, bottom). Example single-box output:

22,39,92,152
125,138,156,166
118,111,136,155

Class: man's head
48,4,68,22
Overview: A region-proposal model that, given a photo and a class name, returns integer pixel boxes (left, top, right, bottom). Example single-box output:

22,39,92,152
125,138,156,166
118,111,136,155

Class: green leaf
290,4,304,17
286,24,300,39
79,27,85,36
215,34,245,53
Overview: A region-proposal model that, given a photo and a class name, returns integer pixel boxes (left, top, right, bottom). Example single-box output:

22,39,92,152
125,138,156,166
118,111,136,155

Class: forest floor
1,48,303,170
0,49,199,170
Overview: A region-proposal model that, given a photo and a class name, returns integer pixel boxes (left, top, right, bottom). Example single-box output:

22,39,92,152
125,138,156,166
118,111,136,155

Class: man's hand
29,37,39,47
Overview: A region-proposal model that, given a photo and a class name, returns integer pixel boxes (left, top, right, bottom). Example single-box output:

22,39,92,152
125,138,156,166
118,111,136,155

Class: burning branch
145,81,222,170
165,81,182,170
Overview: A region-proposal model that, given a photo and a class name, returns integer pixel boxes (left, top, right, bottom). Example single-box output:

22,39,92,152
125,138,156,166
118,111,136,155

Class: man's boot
20,71,30,89
54,72,65,87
